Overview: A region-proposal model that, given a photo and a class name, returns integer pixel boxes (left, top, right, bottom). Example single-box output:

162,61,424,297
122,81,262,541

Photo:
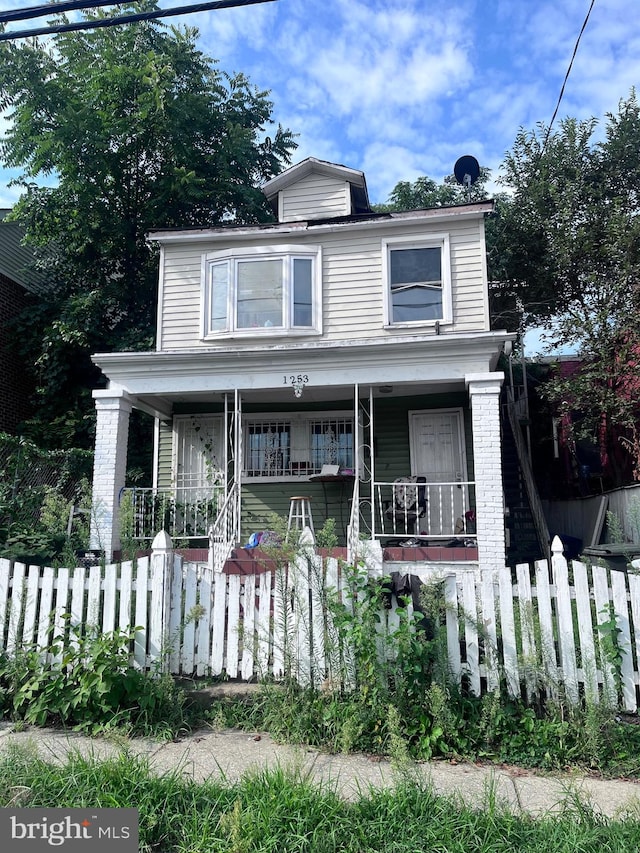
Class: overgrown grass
204,682,640,779
0,744,638,853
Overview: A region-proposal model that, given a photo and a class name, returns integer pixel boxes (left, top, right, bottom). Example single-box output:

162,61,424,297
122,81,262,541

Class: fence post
150,530,174,672
551,535,579,704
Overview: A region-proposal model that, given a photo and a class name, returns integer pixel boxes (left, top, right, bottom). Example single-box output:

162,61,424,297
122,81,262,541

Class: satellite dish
454,155,480,188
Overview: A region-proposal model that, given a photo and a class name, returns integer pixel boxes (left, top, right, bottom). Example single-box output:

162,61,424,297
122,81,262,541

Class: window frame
382,233,452,328
202,244,322,339
242,410,355,481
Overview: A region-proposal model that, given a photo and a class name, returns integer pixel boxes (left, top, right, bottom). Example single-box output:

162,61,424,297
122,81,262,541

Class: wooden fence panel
119,561,133,634
210,571,226,676
611,570,636,712
87,564,102,627
196,566,212,677
0,559,10,650
22,564,40,647
516,563,537,702
498,566,519,697
37,566,54,650
480,570,499,692
272,568,287,680
226,574,241,679
181,563,197,674
572,560,598,704
462,572,480,696
628,573,640,699
552,540,579,704
134,558,149,669
534,558,557,697
102,563,117,634
0,546,639,713
592,562,617,703
257,571,272,679
6,562,25,655
52,567,69,663
167,557,183,673
445,575,461,685
241,573,256,680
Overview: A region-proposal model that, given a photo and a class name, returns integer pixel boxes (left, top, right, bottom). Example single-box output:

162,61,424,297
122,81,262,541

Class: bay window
204,245,321,337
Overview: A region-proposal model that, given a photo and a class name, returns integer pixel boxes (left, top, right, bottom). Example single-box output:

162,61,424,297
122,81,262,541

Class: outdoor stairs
501,400,544,565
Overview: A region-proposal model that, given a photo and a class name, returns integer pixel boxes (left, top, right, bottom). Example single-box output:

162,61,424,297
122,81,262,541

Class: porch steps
501,403,542,565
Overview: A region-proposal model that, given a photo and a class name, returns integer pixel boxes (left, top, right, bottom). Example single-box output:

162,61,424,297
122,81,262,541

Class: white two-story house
90,158,514,575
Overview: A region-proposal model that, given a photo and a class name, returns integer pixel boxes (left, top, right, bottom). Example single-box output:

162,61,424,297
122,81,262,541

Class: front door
409,409,469,536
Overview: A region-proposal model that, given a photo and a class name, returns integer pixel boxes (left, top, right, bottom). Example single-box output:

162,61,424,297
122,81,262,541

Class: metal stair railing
505,400,551,561
208,481,240,573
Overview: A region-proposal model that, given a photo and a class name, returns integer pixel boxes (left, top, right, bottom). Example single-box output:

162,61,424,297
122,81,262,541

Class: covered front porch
90,334,509,575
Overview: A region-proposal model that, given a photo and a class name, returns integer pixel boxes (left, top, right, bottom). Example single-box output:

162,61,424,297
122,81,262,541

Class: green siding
157,421,173,489
153,392,474,544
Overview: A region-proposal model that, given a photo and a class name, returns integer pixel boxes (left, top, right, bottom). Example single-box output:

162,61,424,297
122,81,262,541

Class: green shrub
0,619,189,737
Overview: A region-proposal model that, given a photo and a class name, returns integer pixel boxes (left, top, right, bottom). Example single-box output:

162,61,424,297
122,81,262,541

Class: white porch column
90,389,133,560
466,373,505,574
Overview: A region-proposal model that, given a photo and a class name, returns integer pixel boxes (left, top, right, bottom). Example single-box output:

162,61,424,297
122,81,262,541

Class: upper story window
203,244,322,338
382,234,452,327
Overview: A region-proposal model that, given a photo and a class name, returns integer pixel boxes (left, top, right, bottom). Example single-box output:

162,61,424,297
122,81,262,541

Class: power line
0,2,118,24
541,0,596,152
0,0,276,41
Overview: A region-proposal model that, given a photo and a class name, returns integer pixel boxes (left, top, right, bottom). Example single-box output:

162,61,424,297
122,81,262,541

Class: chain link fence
0,433,93,536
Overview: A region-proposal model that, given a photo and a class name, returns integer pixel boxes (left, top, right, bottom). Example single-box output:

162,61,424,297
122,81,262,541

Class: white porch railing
208,481,240,574
122,485,225,541
371,480,476,541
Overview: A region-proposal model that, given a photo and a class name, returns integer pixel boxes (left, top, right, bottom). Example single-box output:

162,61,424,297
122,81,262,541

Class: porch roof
92,330,514,419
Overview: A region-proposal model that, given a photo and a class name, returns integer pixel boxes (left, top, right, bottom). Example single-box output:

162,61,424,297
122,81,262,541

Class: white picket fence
1,536,640,711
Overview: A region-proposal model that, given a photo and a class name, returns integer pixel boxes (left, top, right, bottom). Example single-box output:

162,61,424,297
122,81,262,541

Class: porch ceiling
132,379,467,414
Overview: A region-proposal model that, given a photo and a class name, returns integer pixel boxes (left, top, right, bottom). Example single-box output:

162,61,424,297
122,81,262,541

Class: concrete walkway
1,724,639,819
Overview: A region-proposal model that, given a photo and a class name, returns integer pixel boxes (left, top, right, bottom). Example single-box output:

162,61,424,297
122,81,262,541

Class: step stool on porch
288,496,314,535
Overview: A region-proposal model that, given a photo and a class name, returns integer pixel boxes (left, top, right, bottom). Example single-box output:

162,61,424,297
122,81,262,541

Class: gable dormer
262,157,372,223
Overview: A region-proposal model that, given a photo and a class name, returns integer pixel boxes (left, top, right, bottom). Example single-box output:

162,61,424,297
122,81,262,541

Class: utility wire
541,0,596,152
0,0,276,41
0,2,117,24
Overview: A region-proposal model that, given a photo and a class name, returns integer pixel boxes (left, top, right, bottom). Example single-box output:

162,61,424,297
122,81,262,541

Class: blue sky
0,1,637,353
0,0,637,208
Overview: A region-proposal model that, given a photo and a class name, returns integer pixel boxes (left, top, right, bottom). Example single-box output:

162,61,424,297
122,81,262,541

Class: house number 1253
283,374,309,386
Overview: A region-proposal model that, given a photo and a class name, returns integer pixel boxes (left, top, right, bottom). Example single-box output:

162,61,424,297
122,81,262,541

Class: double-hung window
204,245,321,337
383,235,451,326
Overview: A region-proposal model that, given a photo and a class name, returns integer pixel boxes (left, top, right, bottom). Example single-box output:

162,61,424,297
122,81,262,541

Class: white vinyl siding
279,173,350,222
158,218,489,349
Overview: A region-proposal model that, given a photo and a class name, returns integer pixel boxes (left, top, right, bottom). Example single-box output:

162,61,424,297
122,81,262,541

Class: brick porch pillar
90,389,133,560
466,373,505,574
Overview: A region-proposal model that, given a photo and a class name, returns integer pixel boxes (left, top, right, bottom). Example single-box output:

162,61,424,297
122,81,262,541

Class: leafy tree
493,91,640,485
0,1,296,448
375,167,492,212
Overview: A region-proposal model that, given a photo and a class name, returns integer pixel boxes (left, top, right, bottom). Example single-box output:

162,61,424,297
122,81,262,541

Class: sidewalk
1,724,639,818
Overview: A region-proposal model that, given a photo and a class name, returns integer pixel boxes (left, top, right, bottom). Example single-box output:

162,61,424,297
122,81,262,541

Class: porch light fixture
293,382,305,398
